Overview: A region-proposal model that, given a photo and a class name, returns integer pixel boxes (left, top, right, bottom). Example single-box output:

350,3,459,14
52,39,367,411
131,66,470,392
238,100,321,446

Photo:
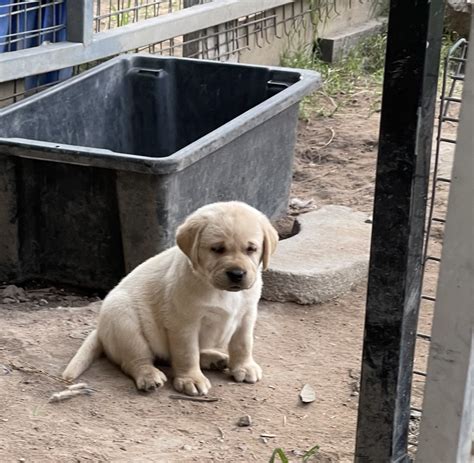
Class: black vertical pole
354,1,445,462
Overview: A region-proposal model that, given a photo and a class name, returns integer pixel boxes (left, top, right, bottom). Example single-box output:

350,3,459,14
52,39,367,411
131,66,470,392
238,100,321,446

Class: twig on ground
169,394,219,403
317,91,338,116
8,360,69,384
320,128,336,150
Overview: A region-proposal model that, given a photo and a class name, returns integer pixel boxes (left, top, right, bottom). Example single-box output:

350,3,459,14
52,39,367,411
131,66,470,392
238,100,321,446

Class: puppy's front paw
174,371,211,396
230,360,262,383
135,366,167,392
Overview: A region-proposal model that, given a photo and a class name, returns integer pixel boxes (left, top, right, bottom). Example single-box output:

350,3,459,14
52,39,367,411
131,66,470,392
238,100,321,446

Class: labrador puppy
62,201,278,396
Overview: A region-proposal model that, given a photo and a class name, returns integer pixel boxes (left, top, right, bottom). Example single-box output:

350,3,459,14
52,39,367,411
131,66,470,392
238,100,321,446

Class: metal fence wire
141,2,311,60
408,37,468,457
0,0,66,52
0,0,313,107
93,0,188,33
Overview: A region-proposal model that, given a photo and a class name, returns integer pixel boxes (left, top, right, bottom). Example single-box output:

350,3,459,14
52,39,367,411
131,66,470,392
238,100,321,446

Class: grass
281,31,387,119
281,28,462,121
269,444,320,462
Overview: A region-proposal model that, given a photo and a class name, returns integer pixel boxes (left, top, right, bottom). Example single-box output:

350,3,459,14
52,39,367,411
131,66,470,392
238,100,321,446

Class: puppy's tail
62,329,103,381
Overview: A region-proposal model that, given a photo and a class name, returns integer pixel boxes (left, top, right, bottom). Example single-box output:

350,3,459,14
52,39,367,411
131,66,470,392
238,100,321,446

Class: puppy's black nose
226,269,246,283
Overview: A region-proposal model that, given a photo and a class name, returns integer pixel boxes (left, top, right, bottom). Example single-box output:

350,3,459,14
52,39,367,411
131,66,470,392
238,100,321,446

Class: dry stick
320,127,336,150
316,127,336,163
169,394,219,403
317,91,338,116
8,360,69,384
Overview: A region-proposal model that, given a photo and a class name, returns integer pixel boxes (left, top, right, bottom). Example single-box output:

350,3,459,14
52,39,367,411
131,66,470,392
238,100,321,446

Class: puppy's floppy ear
260,216,279,270
176,216,205,270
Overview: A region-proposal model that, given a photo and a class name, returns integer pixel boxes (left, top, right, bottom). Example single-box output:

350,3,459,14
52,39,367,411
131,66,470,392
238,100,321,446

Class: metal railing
409,37,468,457
0,0,299,83
93,0,187,32
0,0,313,107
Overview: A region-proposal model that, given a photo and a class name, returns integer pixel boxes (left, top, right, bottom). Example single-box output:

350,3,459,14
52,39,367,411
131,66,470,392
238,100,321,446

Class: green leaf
269,448,289,463
302,444,320,462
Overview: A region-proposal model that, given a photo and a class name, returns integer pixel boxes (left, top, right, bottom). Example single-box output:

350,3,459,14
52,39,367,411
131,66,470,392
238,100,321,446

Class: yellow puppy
63,201,279,396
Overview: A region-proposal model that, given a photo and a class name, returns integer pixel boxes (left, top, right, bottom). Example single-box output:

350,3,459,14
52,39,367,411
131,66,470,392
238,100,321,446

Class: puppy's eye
211,246,225,254
246,246,257,254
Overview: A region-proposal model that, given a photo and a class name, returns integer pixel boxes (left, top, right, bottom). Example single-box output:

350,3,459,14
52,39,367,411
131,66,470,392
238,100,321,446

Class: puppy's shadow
87,356,232,394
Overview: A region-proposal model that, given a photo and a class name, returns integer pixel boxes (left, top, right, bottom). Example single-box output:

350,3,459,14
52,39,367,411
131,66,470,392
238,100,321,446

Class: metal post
66,0,94,45
417,14,473,463
354,1,445,462
183,0,204,58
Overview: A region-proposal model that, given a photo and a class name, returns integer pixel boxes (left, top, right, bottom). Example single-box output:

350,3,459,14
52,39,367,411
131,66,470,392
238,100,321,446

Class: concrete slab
262,205,372,304
318,18,386,63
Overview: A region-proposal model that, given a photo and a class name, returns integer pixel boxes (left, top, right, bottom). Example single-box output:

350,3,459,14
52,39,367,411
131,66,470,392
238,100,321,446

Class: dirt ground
0,87,452,462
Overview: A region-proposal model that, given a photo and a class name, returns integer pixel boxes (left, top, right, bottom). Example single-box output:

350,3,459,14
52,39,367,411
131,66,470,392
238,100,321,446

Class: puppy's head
176,202,278,291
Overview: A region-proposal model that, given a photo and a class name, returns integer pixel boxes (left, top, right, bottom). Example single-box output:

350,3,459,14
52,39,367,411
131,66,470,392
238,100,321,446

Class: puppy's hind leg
100,298,167,392
119,341,167,392
200,349,229,371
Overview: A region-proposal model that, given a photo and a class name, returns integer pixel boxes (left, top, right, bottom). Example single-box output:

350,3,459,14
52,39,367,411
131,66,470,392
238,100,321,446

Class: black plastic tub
0,55,320,290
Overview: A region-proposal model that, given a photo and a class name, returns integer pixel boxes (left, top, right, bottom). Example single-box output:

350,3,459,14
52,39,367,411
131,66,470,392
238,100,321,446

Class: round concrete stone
262,205,372,304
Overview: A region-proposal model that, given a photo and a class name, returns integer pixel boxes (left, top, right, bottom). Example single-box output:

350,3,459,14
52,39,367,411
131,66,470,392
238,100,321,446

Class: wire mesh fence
136,0,311,59
0,0,66,52
0,0,313,108
93,0,187,33
408,38,468,456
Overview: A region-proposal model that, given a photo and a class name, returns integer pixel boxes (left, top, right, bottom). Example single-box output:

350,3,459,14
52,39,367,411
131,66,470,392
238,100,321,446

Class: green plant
302,445,320,462
281,31,387,118
269,444,320,463
307,0,389,37
111,0,133,27
269,448,289,463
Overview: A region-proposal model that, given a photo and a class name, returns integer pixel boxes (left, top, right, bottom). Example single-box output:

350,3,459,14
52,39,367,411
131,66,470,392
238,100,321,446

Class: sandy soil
0,86,453,462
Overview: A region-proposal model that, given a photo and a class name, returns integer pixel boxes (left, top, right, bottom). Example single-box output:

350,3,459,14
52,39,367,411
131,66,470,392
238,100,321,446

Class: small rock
0,364,11,375
410,410,422,419
2,297,16,304
289,197,315,210
299,384,316,404
182,444,193,451
18,459,25,463
350,379,360,395
348,368,359,380
3,285,26,300
39,299,48,306
237,415,252,427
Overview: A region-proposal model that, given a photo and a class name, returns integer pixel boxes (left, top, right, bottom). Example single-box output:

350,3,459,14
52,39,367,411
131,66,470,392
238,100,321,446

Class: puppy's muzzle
226,268,246,284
